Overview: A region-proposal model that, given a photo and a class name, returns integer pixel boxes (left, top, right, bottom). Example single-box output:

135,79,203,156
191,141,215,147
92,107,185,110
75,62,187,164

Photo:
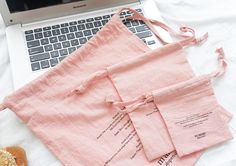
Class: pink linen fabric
109,48,233,158
0,8,206,166
0,9,151,166
0,8,229,166
151,49,233,157
72,9,210,161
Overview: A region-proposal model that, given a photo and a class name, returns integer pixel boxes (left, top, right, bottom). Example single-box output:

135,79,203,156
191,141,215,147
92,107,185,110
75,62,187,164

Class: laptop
0,0,171,89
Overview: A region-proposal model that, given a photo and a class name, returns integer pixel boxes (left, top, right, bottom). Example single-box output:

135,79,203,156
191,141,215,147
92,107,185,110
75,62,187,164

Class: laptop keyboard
24,8,156,71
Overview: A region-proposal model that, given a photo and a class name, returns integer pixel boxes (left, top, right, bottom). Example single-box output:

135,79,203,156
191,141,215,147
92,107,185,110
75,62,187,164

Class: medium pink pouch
115,48,233,158
75,43,232,162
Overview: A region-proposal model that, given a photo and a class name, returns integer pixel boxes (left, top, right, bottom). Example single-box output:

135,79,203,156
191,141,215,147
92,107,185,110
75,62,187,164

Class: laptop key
95,16,102,20
26,35,34,41
61,23,69,27
25,30,33,34
43,31,52,37
67,33,75,40
27,40,40,48
35,33,43,39
136,31,152,39
59,49,68,56
78,20,85,24
85,23,93,29
131,20,139,26
31,62,40,71
83,30,92,36
53,43,62,50
124,21,131,27
135,25,148,32
102,15,110,19
59,56,67,62
68,47,76,54
34,28,42,33
44,45,53,52
52,29,60,36
125,14,132,18
77,24,85,30
43,26,51,31
139,20,145,25
40,60,50,69
92,28,99,35
50,50,59,58
79,38,87,44
136,8,142,12
147,40,156,45
52,25,60,29
69,26,77,32
127,10,132,14
49,37,58,43
75,31,83,38
101,20,108,26
30,52,50,62
40,38,49,45
94,21,102,27
28,46,44,55
58,35,66,41
120,12,126,16
71,39,79,46
86,18,94,22
87,36,92,40
69,21,77,25
61,27,69,34
50,58,59,67
62,41,70,48
129,27,136,33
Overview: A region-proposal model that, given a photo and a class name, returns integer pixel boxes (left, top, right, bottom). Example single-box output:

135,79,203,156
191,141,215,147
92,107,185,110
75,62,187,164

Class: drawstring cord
71,69,108,94
106,94,153,114
179,26,208,46
210,48,227,78
119,8,208,46
105,48,227,114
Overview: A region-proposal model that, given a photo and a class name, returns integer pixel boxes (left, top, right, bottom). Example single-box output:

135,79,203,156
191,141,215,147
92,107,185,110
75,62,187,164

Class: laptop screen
6,0,85,13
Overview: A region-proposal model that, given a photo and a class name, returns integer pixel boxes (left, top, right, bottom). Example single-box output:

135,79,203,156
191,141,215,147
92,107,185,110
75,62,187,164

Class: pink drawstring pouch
151,49,233,157
0,8,212,166
114,48,233,158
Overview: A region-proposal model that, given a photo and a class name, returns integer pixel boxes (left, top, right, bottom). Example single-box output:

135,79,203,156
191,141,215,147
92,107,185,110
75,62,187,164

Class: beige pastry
0,146,27,166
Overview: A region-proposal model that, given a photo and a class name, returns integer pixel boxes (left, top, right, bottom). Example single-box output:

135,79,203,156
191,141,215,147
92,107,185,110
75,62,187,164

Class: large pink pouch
0,8,210,166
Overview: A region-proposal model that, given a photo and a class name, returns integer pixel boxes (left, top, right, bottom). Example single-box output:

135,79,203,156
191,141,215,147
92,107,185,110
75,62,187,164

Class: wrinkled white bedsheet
0,0,236,165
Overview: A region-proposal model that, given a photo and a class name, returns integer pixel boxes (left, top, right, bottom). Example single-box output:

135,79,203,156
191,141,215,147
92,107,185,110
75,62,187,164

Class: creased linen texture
0,8,232,166
72,10,227,162
0,11,158,166
0,8,201,166
105,48,232,160
68,9,232,165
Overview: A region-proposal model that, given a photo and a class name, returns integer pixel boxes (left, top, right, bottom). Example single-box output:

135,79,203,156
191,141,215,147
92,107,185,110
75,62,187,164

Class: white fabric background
0,0,236,165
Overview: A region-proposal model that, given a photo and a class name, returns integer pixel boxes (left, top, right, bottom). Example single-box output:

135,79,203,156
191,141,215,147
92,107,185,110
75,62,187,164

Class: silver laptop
0,0,171,89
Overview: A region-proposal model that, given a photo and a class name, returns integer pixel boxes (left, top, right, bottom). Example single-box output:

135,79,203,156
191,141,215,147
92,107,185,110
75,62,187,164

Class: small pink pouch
152,75,233,157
